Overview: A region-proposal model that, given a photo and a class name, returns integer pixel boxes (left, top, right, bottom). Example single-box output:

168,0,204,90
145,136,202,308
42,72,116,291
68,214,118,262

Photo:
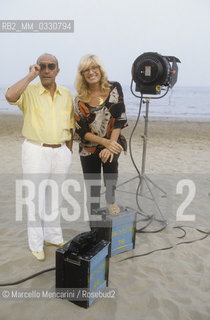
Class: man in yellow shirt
6,53,75,261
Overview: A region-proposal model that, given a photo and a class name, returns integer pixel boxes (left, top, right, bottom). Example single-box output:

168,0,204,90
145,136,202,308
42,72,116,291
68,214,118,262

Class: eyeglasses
82,65,99,74
39,63,56,71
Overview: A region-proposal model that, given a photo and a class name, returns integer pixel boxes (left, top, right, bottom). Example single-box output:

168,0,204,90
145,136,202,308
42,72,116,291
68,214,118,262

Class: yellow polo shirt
7,82,75,144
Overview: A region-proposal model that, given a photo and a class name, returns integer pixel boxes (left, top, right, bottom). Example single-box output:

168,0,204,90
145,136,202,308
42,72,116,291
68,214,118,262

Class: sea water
123,86,210,119
1,86,210,119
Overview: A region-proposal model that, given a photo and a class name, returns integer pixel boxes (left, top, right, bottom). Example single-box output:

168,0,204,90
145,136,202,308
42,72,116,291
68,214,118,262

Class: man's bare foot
107,203,120,215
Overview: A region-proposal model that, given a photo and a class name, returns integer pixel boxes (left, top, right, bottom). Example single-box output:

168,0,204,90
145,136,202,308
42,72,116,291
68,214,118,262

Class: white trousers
22,140,72,252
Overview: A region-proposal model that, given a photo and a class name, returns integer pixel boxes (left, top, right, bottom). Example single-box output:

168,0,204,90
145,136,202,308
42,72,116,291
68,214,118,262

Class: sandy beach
0,111,210,320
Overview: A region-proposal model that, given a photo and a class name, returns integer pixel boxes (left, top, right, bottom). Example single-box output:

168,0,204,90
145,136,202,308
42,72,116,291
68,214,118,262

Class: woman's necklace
90,92,105,106
98,97,104,105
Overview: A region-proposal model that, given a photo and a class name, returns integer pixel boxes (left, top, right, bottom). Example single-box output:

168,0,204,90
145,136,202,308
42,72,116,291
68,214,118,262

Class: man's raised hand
29,64,40,80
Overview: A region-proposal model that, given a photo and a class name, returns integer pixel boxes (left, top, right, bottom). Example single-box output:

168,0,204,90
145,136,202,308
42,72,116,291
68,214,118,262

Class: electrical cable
118,226,210,262
0,267,55,287
176,233,209,246
128,88,143,177
119,245,174,262
173,226,187,239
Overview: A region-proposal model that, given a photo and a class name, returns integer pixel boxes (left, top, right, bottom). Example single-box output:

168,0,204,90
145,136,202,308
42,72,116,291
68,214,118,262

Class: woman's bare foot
107,203,120,215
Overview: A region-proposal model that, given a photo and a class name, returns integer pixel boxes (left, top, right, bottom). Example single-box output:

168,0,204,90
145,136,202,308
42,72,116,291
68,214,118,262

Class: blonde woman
74,54,127,218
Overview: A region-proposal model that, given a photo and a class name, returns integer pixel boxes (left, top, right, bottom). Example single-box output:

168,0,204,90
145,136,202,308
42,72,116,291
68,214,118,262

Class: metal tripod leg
143,174,167,196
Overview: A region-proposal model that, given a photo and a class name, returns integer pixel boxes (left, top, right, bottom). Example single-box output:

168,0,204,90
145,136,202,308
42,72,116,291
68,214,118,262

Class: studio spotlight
132,52,181,95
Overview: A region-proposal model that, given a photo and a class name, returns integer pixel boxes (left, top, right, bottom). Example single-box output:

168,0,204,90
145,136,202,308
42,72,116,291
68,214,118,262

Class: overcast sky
1,0,210,87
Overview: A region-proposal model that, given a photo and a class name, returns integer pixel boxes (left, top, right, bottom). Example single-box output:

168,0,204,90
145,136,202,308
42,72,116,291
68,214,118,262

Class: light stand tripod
115,52,180,231
116,96,167,226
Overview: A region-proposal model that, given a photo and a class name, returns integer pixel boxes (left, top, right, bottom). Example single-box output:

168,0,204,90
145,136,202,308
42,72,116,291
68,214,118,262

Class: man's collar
38,82,62,95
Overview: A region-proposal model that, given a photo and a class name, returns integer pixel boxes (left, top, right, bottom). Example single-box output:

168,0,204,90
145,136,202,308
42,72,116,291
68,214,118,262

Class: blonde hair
75,54,110,102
